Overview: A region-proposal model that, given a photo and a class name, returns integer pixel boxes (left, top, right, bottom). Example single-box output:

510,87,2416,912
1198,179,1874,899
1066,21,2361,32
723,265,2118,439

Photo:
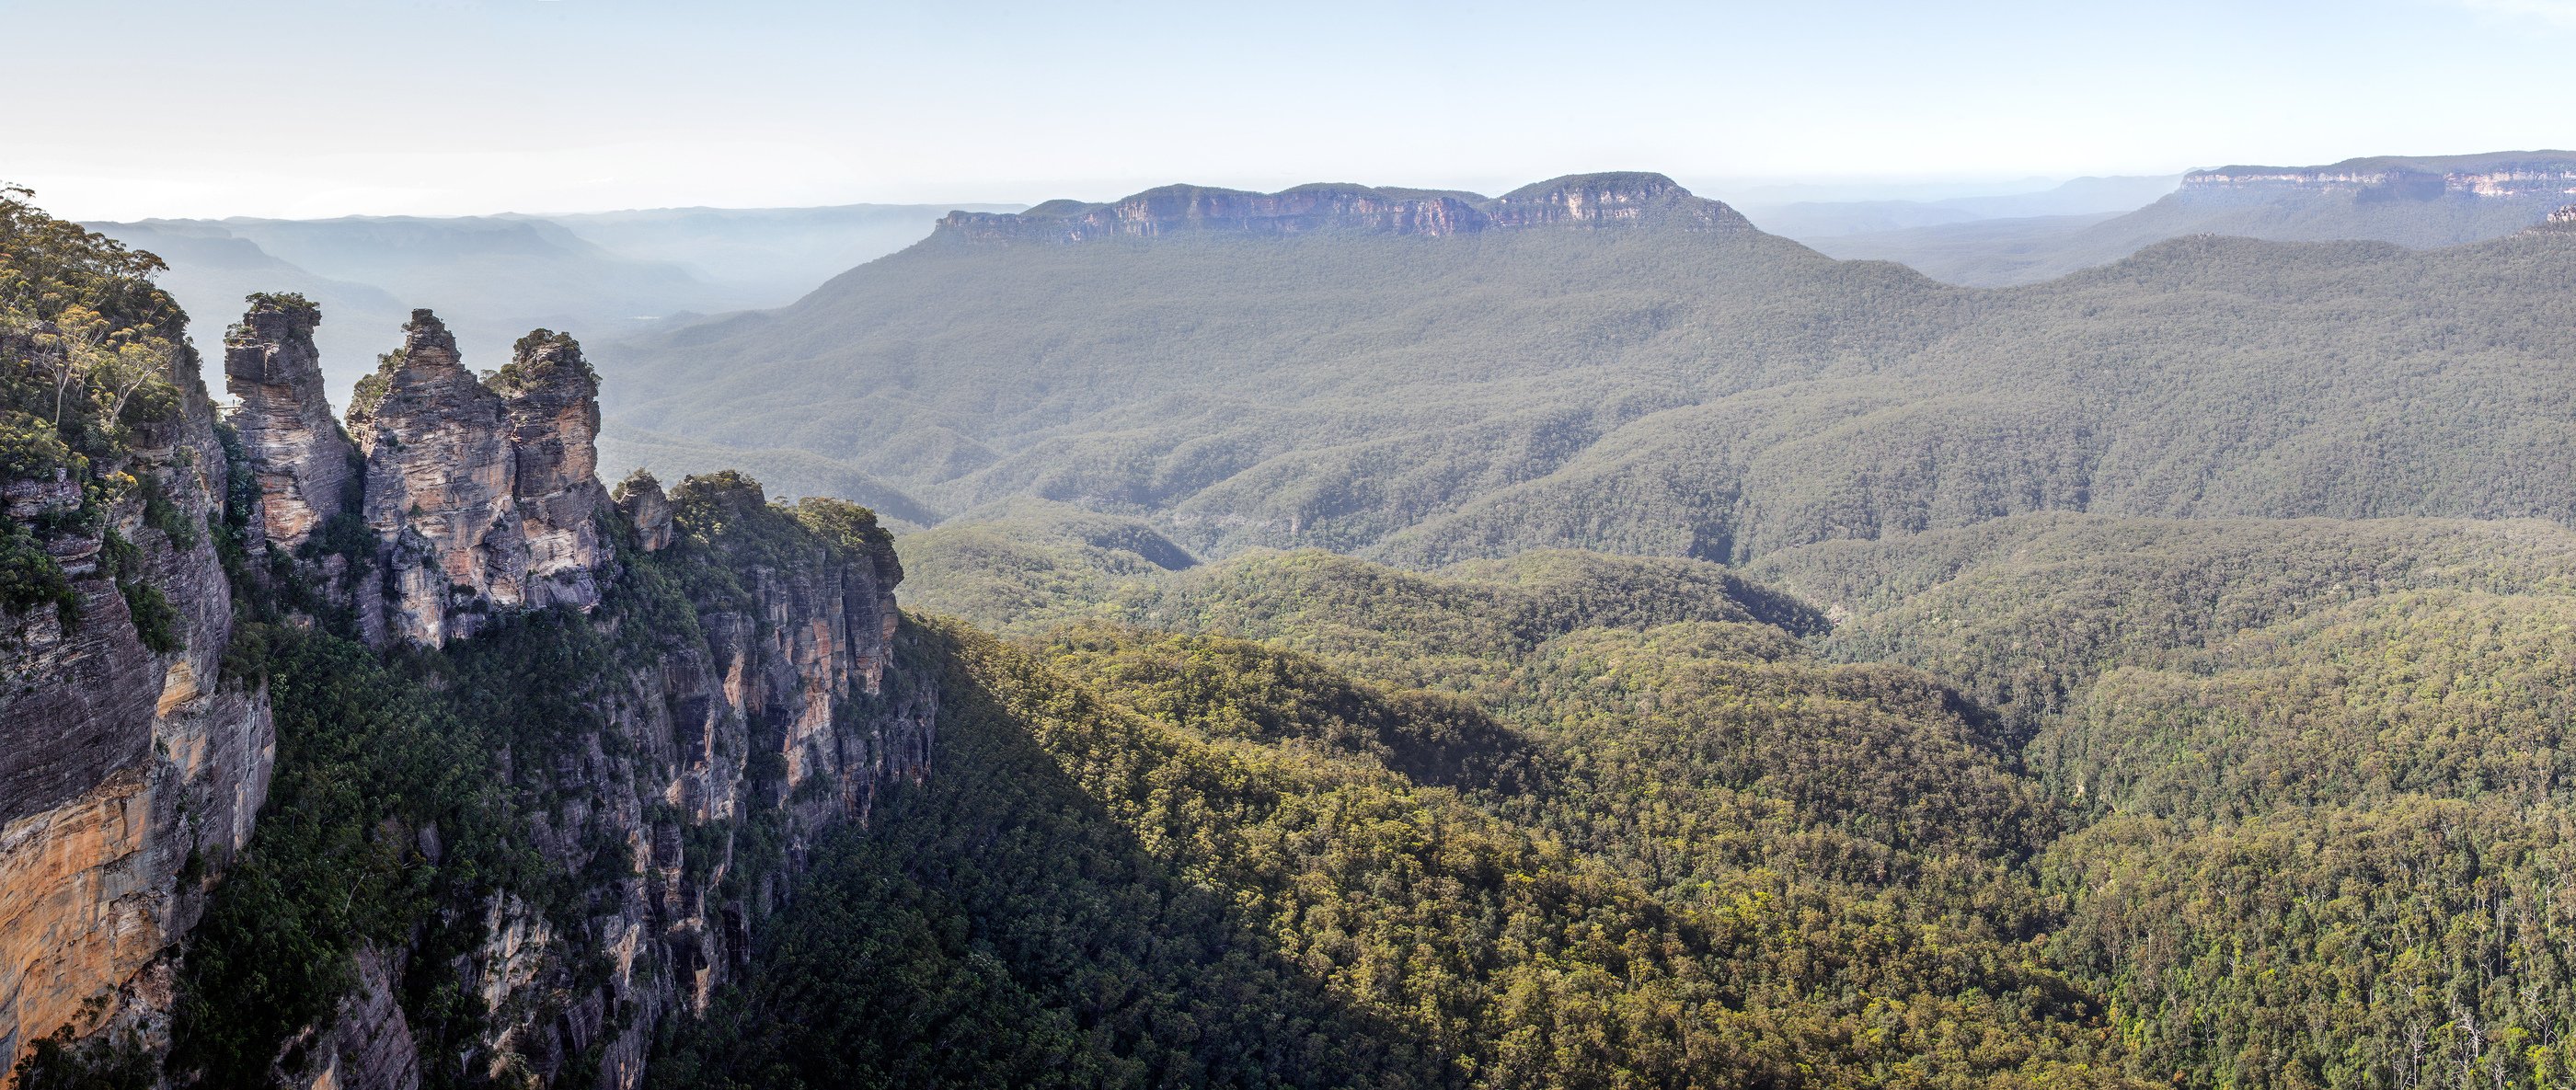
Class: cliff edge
934,170,1754,245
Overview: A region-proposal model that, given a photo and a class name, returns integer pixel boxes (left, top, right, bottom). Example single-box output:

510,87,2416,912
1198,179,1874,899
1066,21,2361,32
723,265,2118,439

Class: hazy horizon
8,0,2573,221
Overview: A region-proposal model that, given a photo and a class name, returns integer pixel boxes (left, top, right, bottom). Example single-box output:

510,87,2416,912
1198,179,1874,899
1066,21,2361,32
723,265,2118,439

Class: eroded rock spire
221,294,356,552
497,328,612,612
342,311,611,646
353,309,517,645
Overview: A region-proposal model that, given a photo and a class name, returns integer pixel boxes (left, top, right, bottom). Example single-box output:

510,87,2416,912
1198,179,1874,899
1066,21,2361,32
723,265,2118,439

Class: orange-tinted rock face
17,300,927,1084
0,338,273,1064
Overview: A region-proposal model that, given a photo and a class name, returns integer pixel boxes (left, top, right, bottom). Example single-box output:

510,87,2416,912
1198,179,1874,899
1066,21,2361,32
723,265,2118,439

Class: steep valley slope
872,501,2576,1089
601,170,2576,567
4,193,934,1088
21,166,2576,1090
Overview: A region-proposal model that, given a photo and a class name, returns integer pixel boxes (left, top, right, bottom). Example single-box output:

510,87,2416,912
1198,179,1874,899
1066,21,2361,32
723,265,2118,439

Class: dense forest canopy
825,501,2576,1088
19,172,2576,1090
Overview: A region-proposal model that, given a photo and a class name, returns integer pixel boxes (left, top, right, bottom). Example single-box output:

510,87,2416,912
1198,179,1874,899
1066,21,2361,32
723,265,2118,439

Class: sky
4,0,2572,220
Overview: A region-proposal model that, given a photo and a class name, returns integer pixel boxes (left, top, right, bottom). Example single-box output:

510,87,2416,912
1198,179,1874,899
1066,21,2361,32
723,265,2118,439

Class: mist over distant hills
1811,150,2576,284
1739,173,2183,238
600,167,2576,568
86,201,1018,400
26,139,2576,1090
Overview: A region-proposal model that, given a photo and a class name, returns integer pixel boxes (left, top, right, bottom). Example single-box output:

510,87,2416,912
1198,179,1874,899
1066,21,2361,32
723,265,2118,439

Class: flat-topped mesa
495,329,613,611
221,294,357,552
2180,152,2576,201
936,171,1754,244
940,183,1489,244
350,310,610,646
1484,171,1752,230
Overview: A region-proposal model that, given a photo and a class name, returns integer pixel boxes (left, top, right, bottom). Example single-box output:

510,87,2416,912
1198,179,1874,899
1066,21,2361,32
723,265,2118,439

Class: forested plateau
14,162,2576,1090
604,172,2576,570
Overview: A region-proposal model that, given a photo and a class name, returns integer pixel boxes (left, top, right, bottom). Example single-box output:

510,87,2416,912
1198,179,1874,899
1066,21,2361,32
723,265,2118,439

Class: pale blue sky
5,0,2570,219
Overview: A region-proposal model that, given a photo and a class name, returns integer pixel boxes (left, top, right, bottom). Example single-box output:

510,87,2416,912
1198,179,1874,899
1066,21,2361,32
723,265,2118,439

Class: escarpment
7,241,935,1088
201,305,934,1088
348,312,615,647
936,170,1753,244
2179,152,2576,204
1,296,272,1065
222,296,356,554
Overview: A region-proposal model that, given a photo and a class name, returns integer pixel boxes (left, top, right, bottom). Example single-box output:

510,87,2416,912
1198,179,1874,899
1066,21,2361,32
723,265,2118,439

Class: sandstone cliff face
1485,171,1752,230
351,312,610,647
938,171,1753,244
221,299,357,554
10,263,933,1086
0,341,274,1067
353,310,518,646
943,184,1490,243
208,310,930,1088
2181,157,2576,202
2546,204,2576,231
495,331,612,616
612,472,673,554
272,475,932,1090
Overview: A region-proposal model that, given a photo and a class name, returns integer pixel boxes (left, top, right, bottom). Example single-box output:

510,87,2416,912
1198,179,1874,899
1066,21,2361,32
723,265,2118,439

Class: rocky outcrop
275,472,932,1090
210,308,931,1088
221,297,356,553
348,312,610,647
11,276,932,1085
281,947,420,1090
942,184,1489,243
1,338,274,1065
613,471,673,553
937,172,1754,244
495,330,612,615
2182,153,2576,203
352,310,517,646
1485,171,1751,230
2543,204,2576,232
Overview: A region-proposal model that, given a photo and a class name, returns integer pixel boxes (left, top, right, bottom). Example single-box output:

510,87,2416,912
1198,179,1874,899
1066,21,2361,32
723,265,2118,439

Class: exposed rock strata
210,313,931,1088
0,339,274,1066
351,312,610,647
1485,171,1751,229
277,473,931,1090
222,297,357,553
939,171,1752,244
353,310,519,646
613,471,673,553
13,275,934,1086
2182,155,2576,203
496,330,612,615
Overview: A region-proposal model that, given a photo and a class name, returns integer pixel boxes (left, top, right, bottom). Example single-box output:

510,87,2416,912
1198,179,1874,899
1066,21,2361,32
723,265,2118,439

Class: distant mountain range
599,168,2576,564
1737,174,2184,237
88,202,1019,399
1806,150,2576,284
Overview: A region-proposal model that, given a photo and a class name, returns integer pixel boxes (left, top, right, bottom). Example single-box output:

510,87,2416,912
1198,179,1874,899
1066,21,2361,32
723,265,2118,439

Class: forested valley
17,166,2576,1090
634,495,2576,1089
